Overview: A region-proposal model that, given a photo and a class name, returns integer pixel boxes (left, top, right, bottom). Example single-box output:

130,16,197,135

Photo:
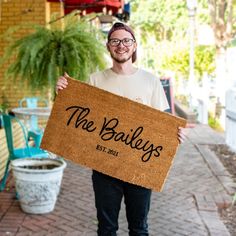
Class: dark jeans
92,170,151,236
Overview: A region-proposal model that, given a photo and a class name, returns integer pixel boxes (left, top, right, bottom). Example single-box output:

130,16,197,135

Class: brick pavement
0,124,235,236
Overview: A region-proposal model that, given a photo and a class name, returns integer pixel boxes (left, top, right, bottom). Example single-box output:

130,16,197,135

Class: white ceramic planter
11,158,67,214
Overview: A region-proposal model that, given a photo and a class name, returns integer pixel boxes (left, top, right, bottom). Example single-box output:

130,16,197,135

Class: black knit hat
107,22,136,41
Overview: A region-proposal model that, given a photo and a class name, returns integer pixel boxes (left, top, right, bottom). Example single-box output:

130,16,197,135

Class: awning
64,0,124,15
47,0,128,21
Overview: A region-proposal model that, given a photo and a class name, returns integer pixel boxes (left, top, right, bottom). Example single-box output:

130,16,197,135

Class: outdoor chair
0,109,3,129
0,114,48,191
19,97,48,108
18,97,49,147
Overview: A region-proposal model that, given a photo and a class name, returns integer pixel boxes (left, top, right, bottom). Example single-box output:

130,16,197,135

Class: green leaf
1,12,107,94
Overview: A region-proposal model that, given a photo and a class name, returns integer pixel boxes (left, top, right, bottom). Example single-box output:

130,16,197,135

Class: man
56,22,182,236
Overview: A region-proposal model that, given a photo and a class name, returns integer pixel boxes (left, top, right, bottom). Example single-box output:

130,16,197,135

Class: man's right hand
55,72,70,94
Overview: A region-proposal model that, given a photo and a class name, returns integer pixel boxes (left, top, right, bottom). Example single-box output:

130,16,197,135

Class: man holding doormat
56,22,184,236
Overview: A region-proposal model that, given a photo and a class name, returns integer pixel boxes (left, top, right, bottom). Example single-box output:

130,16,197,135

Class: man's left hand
178,127,187,144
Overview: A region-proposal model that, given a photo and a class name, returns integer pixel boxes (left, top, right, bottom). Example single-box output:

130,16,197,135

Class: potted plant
1,12,107,97
11,157,67,214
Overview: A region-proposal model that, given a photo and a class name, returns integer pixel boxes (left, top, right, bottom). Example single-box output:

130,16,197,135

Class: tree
161,45,215,81
208,0,236,51
207,0,236,104
130,1,217,78
131,0,188,42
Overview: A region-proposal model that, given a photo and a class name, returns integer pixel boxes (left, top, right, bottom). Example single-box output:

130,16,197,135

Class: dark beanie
107,22,136,41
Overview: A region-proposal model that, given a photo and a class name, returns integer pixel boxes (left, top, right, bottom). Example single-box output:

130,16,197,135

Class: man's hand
55,72,70,94
178,127,187,144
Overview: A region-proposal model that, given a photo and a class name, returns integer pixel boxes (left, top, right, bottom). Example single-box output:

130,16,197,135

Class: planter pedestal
11,158,67,214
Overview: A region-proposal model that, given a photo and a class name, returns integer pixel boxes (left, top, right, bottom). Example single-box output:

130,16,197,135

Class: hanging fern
1,13,107,92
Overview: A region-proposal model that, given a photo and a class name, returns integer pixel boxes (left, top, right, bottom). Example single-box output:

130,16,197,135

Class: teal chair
0,109,3,128
18,97,49,147
0,114,48,191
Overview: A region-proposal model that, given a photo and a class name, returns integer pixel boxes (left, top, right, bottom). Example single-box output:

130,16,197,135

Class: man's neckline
109,67,139,77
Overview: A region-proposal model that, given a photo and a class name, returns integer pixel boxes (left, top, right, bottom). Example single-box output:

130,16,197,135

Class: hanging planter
11,158,67,214
1,13,107,96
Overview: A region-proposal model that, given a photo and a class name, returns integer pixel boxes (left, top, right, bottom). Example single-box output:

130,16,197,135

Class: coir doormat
41,78,186,191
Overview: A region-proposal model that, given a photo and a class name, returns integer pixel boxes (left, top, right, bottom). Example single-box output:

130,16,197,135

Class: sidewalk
0,124,235,236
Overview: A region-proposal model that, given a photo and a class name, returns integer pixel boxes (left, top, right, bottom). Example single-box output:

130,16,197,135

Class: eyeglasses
108,38,135,47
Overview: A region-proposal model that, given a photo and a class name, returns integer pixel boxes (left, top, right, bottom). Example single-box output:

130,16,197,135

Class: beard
110,51,133,63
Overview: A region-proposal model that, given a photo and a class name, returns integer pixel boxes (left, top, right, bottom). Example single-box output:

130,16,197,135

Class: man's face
107,29,137,64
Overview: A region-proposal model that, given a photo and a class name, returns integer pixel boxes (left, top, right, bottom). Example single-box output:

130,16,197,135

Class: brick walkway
0,124,235,236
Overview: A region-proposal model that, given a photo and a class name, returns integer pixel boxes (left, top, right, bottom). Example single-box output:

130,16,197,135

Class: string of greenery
1,13,107,93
